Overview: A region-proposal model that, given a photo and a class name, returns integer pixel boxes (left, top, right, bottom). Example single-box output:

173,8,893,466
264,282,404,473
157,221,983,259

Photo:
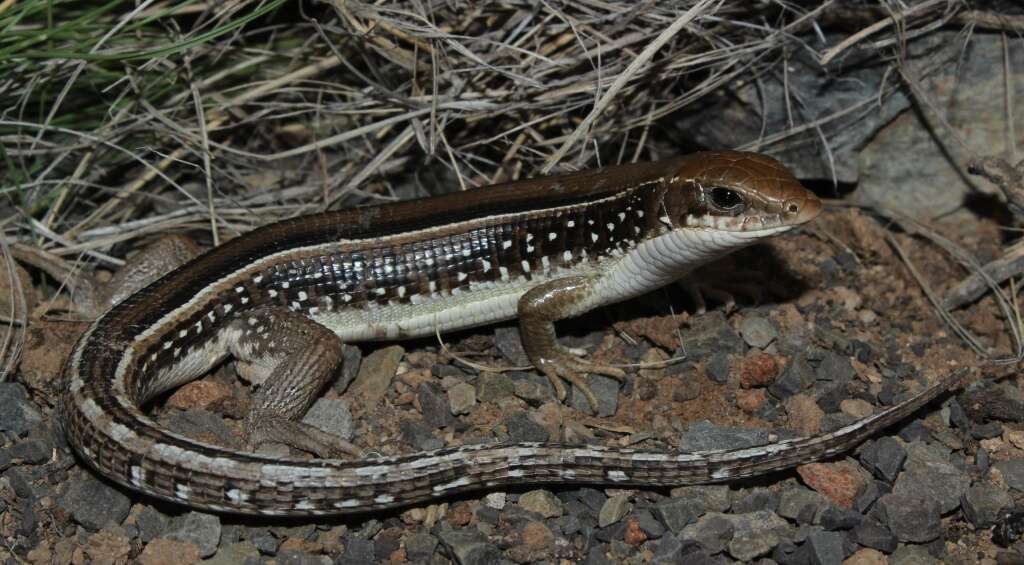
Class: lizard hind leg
228,307,361,458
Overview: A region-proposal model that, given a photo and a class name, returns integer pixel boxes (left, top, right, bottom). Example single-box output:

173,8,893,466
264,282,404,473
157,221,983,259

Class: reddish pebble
738,353,779,388
623,518,647,546
735,388,767,413
166,380,231,410
797,461,866,508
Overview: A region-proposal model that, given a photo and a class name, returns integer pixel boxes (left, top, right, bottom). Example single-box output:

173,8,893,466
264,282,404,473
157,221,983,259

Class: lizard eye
708,187,745,214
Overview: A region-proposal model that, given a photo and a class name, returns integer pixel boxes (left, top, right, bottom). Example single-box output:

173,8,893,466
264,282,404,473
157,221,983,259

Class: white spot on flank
374,494,395,504
462,247,471,257
342,294,352,302
637,210,644,218
175,484,192,500
502,240,512,250
235,286,244,293
281,281,290,289
433,476,471,492
521,260,531,272
607,222,615,231
428,281,437,292
227,488,249,503
541,256,550,271
223,303,233,314
374,287,386,295
254,275,264,284
269,289,278,298
549,232,557,241
397,286,406,298
291,301,301,309
457,272,467,282
425,257,435,266
207,311,216,322
618,212,626,222
294,499,316,510
526,233,534,242
563,250,573,261
608,470,629,481
499,266,510,281
308,307,320,315
178,329,188,338
163,341,172,350
298,291,308,301
567,220,575,228
130,466,144,486
588,219,595,225
384,263,394,274
481,259,492,272
591,233,599,243
240,296,249,305
336,499,361,508
526,245,534,253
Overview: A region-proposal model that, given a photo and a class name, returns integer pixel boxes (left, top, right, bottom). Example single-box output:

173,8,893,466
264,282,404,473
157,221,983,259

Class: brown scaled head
663,150,821,234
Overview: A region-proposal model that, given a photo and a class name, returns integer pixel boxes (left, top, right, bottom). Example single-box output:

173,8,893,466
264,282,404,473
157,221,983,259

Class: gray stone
680,513,735,554
858,34,1024,219
669,485,731,513
890,543,940,565
403,533,438,562
852,518,897,553
860,437,906,482
302,397,354,440
806,531,844,565
334,344,362,393
9,439,50,465
338,537,375,565
962,484,1013,528
349,345,403,405
724,510,793,562
877,493,941,543
679,420,769,452
494,325,530,366
770,355,815,399
416,382,454,429
504,412,549,443
0,383,42,437
58,473,131,531
818,505,863,531
569,374,620,417
136,506,172,543
705,352,731,384
777,486,829,524
166,409,240,449
436,526,503,565
598,494,631,527
893,443,970,514
994,459,1024,492
633,509,666,539
814,352,856,383
519,489,563,518
652,497,706,533
476,373,515,402
510,372,556,403
447,382,477,415
166,511,222,558
679,311,745,361
739,316,778,349
730,487,779,513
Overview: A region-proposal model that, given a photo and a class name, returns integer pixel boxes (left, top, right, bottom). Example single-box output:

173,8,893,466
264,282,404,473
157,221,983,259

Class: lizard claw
534,348,626,413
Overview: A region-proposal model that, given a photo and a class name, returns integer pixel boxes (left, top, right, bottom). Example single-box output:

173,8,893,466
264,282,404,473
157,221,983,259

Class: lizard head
662,150,821,236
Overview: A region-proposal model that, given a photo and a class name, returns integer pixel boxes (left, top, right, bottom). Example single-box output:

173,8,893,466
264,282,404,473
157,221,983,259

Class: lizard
45,150,960,516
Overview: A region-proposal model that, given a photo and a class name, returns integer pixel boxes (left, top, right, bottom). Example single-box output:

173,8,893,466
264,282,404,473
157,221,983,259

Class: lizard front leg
228,307,360,458
518,276,627,413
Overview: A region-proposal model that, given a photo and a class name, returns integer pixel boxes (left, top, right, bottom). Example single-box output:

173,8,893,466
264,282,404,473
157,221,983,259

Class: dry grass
2,0,1023,372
